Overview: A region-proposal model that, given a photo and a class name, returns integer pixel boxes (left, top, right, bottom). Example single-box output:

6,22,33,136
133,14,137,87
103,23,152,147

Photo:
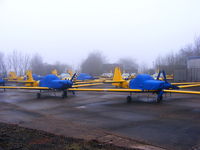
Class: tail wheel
126,96,132,103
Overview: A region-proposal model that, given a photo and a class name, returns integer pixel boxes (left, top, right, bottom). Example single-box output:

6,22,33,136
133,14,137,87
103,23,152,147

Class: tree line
154,37,200,74
0,51,71,77
1,36,200,77
0,50,139,77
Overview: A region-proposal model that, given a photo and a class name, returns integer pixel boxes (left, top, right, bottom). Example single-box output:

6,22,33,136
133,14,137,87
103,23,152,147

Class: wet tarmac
0,87,200,150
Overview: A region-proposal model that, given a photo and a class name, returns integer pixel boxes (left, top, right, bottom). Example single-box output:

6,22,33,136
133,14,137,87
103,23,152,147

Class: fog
0,0,200,69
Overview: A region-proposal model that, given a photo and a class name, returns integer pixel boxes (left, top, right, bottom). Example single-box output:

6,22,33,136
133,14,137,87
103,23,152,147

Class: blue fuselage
39,74,73,89
0,79,5,85
129,74,175,91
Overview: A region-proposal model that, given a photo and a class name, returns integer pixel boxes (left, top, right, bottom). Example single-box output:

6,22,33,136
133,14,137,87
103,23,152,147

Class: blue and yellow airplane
0,72,103,98
68,67,200,103
0,78,5,86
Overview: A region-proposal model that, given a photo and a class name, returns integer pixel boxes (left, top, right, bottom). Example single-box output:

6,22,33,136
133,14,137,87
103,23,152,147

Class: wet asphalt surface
0,85,200,150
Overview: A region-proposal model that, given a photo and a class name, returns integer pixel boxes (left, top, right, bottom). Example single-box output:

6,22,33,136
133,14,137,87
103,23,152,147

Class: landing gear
156,91,163,103
62,90,67,98
37,93,41,99
126,92,133,103
126,96,132,103
156,95,163,103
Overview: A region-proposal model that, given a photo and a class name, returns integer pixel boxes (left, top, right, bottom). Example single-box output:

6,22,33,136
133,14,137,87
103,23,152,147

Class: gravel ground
0,122,138,150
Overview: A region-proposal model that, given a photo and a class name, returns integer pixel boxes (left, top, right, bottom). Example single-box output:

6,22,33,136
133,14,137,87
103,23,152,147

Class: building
187,56,200,69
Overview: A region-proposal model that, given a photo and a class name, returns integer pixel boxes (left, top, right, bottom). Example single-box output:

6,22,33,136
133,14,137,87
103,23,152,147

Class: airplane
4,71,25,81
68,67,200,103
76,73,94,81
0,73,103,98
0,78,5,86
4,70,39,87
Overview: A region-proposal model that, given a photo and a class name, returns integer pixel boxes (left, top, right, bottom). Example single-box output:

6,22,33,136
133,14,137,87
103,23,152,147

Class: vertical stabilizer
112,67,125,87
51,69,58,76
25,70,38,87
26,70,34,82
113,67,123,81
9,72,17,80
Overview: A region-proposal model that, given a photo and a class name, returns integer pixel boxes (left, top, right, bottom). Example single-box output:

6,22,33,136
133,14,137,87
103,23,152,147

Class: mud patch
0,122,137,150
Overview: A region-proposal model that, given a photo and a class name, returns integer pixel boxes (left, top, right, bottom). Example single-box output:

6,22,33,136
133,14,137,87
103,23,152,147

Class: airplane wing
104,80,124,83
163,89,200,95
69,87,200,95
68,88,143,92
72,83,103,88
171,82,200,85
74,80,104,84
74,80,124,84
0,86,49,90
177,84,200,88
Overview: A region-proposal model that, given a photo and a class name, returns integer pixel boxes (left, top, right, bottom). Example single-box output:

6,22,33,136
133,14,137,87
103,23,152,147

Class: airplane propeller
70,73,77,82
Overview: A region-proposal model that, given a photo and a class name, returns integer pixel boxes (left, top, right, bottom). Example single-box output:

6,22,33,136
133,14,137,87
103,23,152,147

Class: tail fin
9,72,17,80
26,70,34,82
112,67,125,87
113,67,123,81
51,69,58,76
25,70,38,87
67,70,73,77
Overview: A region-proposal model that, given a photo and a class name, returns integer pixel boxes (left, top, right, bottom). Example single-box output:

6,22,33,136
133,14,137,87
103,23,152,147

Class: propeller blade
70,73,77,82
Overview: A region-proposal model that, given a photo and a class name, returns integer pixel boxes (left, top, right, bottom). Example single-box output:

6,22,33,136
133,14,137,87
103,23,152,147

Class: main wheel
156,95,163,103
126,96,132,103
37,93,41,99
62,91,67,98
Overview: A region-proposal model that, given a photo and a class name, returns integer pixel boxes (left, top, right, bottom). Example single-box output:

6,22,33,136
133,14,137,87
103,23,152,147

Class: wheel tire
62,91,67,98
37,93,41,99
127,96,132,103
156,95,163,103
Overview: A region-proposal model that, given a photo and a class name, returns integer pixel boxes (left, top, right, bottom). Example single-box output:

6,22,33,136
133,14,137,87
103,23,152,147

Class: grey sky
0,0,200,69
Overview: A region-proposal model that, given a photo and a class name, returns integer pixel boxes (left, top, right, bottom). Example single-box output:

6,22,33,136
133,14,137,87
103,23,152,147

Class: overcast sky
0,0,200,68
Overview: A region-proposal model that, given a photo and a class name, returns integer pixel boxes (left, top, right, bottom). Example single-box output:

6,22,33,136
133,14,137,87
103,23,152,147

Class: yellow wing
172,82,200,85
7,80,35,83
68,88,142,92
177,84,200,88
0,86,49,90
164,89,200,95
74,80,104,84
72,83,103,88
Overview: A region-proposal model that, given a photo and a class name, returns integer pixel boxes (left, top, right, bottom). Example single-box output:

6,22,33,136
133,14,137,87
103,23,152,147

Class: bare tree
154,36,200,74
30,54,71,75
7,50,30,76
118,57,138,73
0,52,7,77
81,51,105,75
30,54,45,75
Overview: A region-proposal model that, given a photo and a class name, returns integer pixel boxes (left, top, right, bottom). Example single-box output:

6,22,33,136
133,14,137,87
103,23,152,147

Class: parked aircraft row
0,67,200,103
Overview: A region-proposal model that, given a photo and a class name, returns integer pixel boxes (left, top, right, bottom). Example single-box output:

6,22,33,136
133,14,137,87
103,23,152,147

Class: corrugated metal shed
187,56,200,69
